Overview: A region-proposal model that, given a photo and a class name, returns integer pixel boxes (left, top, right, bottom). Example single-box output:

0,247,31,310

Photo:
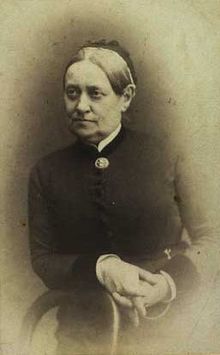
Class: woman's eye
89,90,103,99
66,88,79,99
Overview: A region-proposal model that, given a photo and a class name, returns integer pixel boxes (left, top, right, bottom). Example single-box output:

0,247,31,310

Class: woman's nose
76,93,90,113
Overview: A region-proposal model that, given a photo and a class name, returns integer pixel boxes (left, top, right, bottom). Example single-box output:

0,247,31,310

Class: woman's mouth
71,117,96,123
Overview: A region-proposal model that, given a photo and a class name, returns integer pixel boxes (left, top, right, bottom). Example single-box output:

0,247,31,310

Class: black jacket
28,127,220,295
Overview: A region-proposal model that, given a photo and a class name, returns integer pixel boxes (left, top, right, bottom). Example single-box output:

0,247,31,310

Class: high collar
95,124,122,152
77,125,126,157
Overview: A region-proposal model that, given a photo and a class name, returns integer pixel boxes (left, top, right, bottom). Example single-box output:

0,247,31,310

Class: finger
139,280,155,292
134,308,140,327
132,308,140,327
141,290,159,307
112,292,133,308
121,288,147,297
121,281,154,297
103,275,118,293
132,297,147,318
138,268,159,285
128,308,140,327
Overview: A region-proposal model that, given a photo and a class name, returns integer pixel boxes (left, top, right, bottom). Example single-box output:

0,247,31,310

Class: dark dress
28,126,220,353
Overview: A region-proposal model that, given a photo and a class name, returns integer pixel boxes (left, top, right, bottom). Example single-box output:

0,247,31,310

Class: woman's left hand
139,272,171,307
131,273,171,319
119,272,171,327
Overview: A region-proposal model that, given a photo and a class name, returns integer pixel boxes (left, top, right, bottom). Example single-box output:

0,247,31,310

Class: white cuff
160,270,177,303
96,254,121,284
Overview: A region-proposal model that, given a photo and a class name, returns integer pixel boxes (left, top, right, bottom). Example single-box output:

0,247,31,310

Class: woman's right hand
97,257,156,308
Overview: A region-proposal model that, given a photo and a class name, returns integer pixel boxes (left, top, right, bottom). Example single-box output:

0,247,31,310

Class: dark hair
63,40,137,95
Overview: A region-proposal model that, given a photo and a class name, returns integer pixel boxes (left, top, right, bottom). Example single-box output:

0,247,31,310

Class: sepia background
1,0,220,353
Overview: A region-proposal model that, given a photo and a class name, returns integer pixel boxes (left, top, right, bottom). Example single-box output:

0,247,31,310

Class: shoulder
30,143,79,180
123,127,177,175
123,127,153,152
125,126,165,148
125,127,149,142
124,127,173,156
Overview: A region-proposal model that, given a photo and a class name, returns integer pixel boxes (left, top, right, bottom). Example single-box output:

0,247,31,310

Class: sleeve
162,145,220,296
28,164,100,289
96,254,121,285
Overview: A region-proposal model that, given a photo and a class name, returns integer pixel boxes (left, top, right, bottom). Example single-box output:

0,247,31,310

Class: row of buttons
92,157,116,247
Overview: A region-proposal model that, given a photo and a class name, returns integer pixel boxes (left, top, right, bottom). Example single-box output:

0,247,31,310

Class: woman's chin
69,124,99,142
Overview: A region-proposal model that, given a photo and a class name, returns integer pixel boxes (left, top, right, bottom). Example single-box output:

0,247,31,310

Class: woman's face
64,60,127,144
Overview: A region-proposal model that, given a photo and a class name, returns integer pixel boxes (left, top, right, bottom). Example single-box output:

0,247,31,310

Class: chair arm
18,289,120,355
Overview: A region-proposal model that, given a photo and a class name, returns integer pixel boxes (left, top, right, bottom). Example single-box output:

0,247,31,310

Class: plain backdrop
1,1,220,353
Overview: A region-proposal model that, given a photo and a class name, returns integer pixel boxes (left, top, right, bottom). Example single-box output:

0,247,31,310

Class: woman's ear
121,84,136,112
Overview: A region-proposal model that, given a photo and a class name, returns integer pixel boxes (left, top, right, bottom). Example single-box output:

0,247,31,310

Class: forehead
65,60,112,90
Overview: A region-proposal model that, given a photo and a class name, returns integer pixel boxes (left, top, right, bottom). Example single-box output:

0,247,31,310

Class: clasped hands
97,257,171,326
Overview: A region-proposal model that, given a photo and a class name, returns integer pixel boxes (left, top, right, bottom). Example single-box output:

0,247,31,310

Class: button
95,157,109,169
95,188,104,198
100,214,108,224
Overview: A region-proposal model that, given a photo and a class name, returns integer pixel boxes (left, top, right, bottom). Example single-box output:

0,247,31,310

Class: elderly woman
29,40,220,353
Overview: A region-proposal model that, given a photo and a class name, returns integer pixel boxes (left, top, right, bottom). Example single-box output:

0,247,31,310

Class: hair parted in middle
63,39,137,96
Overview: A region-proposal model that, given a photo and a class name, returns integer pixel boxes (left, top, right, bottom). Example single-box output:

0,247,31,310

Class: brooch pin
164,248,172,260
95,157,110,169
